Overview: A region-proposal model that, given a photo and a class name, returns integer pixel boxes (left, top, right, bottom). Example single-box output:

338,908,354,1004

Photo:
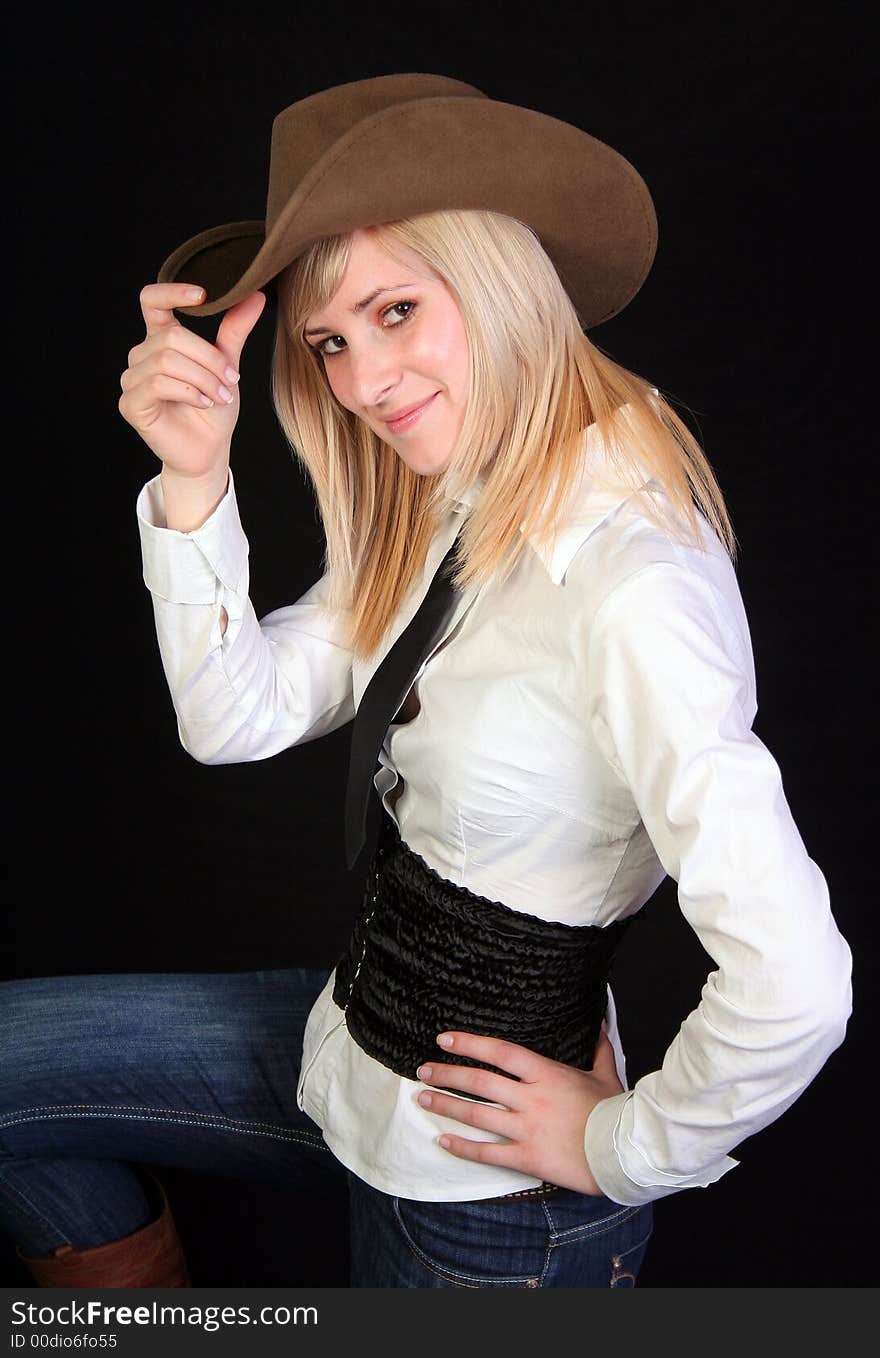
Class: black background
4,2,875,1287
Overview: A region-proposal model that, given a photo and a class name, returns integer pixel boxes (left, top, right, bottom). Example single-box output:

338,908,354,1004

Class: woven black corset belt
331,814,634,1100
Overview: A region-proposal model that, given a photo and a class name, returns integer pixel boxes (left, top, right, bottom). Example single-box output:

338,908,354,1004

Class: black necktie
344,526,465,870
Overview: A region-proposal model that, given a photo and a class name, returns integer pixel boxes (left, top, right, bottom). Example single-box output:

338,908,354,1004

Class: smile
384,393,438,432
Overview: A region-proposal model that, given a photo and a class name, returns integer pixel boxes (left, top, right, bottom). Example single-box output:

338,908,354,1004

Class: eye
384,300,416,326
310,300,418,358
314,333,345,357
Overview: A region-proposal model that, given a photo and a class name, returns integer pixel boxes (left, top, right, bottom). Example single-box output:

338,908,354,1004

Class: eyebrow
304,284,414,339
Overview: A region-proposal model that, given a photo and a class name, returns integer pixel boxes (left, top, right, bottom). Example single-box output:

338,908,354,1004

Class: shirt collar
442,399,660,587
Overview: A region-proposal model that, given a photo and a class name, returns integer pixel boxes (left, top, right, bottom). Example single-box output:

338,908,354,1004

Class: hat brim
158,96,657,330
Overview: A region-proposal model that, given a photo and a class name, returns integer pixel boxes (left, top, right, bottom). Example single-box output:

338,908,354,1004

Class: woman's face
303,228,470,477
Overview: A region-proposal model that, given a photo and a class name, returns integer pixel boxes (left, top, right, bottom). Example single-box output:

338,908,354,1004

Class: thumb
591,1023,616,1069
591,1024,625,1093
215,291,268,370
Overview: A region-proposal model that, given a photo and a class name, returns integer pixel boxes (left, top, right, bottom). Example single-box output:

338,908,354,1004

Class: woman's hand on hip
415,1025,625,1196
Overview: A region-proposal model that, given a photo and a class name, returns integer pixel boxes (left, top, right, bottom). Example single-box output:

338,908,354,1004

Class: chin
396,447,454,477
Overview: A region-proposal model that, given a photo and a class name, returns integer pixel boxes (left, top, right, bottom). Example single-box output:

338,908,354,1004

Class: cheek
416,310,469,393
325,366,354,411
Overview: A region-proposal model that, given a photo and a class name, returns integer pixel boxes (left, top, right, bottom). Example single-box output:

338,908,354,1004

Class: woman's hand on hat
414,1025,626,1196
118,282,266,483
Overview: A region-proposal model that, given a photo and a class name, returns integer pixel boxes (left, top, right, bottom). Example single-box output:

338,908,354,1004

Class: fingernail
437,1034,453,1048
417,1065,432,1080
419,1093,432,1107
225,365,240,384
186,287,204,301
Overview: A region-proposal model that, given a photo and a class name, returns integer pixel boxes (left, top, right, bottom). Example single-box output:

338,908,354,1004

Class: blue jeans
0,969,653,1287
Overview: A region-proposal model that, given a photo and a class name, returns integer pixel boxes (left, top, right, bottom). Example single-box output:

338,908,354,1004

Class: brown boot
15,1172,191,1288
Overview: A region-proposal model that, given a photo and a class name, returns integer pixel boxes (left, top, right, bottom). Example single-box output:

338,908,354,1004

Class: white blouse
135,413,852,1206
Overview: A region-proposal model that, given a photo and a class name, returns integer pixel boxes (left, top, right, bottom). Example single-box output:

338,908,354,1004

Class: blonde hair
271,209,738,662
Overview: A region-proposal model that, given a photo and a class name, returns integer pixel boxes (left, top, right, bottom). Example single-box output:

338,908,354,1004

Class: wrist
160,463,230,533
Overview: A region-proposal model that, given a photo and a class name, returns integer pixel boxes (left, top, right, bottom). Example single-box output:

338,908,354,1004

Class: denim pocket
541,1196,654,1287
609,1207,654,1286
392,1195,550,1288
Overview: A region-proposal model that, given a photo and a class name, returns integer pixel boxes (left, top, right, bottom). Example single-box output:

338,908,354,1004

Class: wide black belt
332,813,634,1100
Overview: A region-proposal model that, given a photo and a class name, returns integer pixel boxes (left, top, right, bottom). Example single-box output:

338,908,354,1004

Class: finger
140,282,206,338
418,1086,516,1137
130,327,244,394
436,1132,522,1171
418,1061,525,1110
121,369,221,413
434,1031,547,1083
125,347,238,408
215,291,267,372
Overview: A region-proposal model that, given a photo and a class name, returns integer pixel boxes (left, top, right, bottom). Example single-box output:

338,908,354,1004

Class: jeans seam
0,1167,69,1240
1,1103,310,1133
609,1224,654,1286
0,1103,332,1152
541,1198,642,1243
614,1223,654,1262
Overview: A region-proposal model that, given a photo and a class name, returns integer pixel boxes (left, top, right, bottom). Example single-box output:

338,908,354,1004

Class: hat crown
161,72,657,328
265,73,487,231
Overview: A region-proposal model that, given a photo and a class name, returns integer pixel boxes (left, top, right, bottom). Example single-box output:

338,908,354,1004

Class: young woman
0,73,852,1289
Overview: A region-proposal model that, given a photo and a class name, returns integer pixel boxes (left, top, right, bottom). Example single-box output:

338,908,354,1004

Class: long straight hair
271,209,738,662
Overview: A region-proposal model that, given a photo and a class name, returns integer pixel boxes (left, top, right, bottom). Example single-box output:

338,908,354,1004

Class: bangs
283,231,355,349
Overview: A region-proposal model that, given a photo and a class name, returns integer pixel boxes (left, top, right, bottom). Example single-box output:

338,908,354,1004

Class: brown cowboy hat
158,72,657,329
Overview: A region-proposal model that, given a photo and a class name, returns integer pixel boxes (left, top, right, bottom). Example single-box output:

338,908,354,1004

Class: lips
383,393,438,431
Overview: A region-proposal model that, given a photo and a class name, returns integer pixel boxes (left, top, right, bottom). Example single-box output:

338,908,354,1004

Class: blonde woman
0,74,851,1289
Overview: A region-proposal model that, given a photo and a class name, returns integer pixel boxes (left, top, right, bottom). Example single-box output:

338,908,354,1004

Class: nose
346,341,401,411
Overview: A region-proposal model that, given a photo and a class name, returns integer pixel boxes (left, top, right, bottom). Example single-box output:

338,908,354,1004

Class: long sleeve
581,560,853,1205
136,468,356,763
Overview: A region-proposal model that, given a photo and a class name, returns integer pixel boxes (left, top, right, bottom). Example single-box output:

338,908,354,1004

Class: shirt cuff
135,467,249,604
584,1091,740,1206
